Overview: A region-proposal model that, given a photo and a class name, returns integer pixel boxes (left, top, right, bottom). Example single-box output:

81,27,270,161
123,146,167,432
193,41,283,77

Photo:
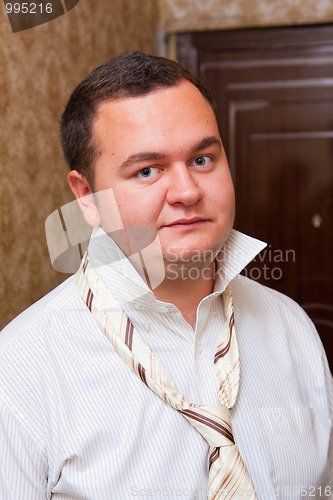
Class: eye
191,155,212,167
136,167,160,179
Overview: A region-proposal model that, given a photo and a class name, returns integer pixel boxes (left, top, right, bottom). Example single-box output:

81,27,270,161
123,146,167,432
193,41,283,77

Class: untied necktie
76,252,257,499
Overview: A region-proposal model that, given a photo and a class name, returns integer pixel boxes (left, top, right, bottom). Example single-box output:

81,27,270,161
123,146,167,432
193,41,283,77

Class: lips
164,217,207,228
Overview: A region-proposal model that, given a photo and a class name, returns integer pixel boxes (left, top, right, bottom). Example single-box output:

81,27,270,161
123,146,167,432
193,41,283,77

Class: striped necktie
76,252,257,499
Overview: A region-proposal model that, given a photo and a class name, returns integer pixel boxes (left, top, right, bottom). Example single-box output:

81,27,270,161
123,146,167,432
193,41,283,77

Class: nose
166,164,203,206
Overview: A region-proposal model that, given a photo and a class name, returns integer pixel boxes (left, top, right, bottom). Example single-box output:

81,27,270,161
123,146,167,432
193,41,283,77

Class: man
0,52,332,499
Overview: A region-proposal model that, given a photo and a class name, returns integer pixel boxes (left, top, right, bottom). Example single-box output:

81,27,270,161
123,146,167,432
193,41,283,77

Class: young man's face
91,80,235,264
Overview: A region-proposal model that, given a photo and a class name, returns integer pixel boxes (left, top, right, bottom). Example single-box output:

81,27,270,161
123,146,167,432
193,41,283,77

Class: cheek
114,188,163,228
209,176,235,213
113,199,134,226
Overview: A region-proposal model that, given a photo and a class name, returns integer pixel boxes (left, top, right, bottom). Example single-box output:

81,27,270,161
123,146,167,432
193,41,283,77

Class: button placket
197,343,204,354
272,409,282,422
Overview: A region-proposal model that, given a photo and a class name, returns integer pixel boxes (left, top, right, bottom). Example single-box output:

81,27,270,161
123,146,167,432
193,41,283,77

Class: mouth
164,217,208,229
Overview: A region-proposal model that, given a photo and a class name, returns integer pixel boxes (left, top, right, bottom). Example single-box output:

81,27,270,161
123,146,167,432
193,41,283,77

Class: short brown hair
60,51,216,187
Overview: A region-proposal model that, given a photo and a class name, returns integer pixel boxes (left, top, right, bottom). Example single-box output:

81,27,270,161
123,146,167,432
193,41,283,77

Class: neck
153,260,215,330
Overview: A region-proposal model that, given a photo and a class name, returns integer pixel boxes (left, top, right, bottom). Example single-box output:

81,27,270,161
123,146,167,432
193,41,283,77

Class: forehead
95,81,217,132
92,81,220,161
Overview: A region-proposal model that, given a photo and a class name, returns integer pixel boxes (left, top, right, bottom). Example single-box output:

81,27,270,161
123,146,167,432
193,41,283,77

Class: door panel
177,26,333,366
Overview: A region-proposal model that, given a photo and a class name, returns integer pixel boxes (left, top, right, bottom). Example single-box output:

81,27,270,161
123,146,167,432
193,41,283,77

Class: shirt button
143,323,151,332
272,409,281,422
197,344,204,354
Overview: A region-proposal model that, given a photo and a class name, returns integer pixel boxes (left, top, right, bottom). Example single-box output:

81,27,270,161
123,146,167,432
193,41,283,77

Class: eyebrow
120,152,167,170
191,136,222,153
119,136,222,170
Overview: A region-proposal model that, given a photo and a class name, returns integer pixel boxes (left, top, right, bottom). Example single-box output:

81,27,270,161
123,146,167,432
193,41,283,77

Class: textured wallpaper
159,0,333,32
0,0,158,328
2,0,332,329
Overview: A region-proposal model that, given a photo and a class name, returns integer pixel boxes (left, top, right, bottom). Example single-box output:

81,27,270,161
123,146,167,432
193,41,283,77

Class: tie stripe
125,319,134,351
76,252,257,499
180,409,234,444
86,289,94,312
214,312,234,363
214,341,231,363
138,363,147,384
209,448,220,469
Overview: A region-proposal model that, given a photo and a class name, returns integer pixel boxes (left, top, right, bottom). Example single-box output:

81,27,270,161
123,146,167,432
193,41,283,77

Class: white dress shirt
0,228,332,500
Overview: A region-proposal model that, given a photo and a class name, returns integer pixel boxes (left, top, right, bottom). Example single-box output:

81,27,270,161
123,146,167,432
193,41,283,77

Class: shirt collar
87,226,266,310
213,230,267,293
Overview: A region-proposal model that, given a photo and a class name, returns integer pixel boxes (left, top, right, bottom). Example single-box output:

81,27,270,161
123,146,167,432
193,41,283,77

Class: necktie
76,252,257,499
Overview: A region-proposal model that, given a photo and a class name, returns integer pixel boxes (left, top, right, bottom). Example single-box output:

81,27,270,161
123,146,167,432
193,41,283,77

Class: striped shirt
0,228,332,499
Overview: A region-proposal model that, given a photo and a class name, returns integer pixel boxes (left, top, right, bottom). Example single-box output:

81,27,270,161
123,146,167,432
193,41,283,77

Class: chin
162,244,217,265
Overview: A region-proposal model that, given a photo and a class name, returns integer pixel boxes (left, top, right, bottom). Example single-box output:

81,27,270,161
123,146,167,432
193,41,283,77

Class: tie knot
180,404,234,448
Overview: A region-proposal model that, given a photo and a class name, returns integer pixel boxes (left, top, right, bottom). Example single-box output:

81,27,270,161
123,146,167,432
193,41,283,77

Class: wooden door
177,25,333,367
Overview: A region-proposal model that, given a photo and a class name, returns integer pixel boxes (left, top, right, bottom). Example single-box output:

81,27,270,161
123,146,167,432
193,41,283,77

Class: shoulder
229,275,329,371
230,274,313,329
0,275,86,354
0,275,103,437
230,277,333,444
0,277,81,443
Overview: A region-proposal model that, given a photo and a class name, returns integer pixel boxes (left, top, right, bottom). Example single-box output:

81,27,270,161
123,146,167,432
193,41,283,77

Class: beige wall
2,0,332,329
0,0,158,328
159,0,333,32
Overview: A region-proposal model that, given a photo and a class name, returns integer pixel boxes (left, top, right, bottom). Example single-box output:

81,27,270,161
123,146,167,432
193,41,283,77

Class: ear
68,170,101,227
